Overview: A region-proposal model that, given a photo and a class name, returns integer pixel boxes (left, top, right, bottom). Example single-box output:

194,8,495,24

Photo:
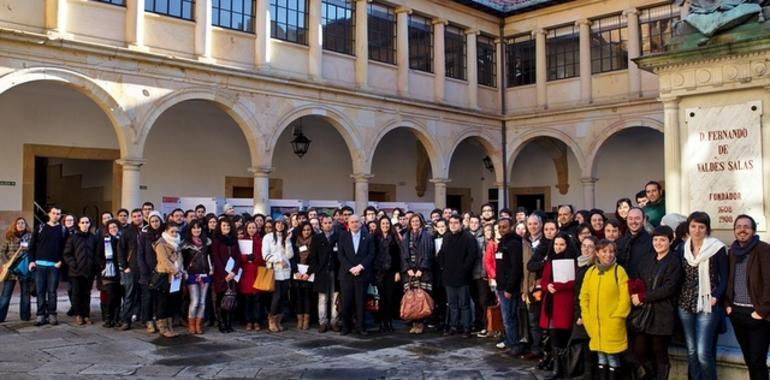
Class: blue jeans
445,285,471,330
597,352,622,367
678,307,723,380
497,289,520,351
120,271,139,324
35,266,60,317
0,278,32,321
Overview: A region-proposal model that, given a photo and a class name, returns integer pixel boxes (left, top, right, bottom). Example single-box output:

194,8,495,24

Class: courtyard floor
0,291,544,380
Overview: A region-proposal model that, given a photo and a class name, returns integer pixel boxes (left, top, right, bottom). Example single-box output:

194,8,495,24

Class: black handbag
630,259,667,333
149,270,169,293
221,281,238,312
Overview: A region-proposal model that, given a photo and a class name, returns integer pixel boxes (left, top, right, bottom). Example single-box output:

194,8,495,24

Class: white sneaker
476,329,488,338
496,341,507,350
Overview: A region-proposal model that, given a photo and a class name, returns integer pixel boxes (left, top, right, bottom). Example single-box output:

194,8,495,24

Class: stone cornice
635,36,770,74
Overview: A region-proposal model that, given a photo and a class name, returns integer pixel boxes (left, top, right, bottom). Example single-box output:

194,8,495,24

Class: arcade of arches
0,68,662,228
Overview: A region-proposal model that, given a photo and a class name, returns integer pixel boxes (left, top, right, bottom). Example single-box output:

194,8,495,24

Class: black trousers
471,278,493,330
140,283,156,323
103,282,122,323
731,306,770,380
376,272,396,324
156,290,181,319
340,279,367,330
70,276,93,318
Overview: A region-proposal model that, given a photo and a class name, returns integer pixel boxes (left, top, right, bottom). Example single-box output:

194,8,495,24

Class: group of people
0,179,769,380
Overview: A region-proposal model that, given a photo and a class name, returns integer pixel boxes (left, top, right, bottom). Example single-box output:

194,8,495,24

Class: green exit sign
0,181,16,187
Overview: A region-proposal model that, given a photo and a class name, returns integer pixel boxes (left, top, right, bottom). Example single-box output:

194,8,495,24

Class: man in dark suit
308,215,340,333
337,214,375,335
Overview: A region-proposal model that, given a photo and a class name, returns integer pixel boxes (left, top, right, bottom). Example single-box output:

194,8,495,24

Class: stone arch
135,87,264,166
267,104,364,173
0,66,132,156
507,128,587,176
367,118,445,177
585,118,664,178
445,130,504,183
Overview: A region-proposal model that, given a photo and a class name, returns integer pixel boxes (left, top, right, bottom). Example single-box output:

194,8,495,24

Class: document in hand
238,240,253,255
552,259,575,283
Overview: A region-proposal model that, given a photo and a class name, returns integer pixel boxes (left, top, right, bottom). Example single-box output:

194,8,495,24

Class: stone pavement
0,292,545,380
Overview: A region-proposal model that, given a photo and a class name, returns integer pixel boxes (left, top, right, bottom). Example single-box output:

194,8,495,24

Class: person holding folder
539,232,578,380
211,219,241,333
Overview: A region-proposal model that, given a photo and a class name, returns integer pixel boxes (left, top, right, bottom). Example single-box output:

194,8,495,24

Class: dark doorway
516,193,545,213
447,194,463,212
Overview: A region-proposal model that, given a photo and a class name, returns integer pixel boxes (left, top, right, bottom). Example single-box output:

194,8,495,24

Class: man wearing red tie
338,214,375,336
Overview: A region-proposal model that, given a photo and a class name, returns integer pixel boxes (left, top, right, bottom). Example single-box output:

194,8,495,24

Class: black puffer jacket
181,239,211,275
63,231,98,278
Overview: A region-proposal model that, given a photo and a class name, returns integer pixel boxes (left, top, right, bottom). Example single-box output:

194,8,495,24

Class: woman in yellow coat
579,239,631,379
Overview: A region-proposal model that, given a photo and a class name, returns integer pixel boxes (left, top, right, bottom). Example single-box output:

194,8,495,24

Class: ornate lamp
290,119,311,158
482,156,494,172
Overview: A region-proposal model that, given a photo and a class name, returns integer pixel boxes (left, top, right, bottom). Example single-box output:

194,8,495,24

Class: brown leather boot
268,314,279,332
188,318,196,334
146,321,157,334
276,314,285,331
296,315,302,330
302,314,311,330
163,318,179,338
253,321,261,332
194,318,202,334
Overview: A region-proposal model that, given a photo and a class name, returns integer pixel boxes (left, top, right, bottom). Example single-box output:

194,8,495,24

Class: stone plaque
686,101,764,229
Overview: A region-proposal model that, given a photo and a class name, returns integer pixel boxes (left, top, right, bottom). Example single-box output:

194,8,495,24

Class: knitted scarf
684,237,725,314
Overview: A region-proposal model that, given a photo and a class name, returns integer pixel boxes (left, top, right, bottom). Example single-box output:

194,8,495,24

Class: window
145,0,194,20
95,0,125,5
270,0,308,44
640,4,680,55
408,14,433,73
322,0,354,55
445,25,466,80
546,25,579,81
477,34,496,87
213,0,255,33
368,2,396,64
506,34,535,87
591,14,628,73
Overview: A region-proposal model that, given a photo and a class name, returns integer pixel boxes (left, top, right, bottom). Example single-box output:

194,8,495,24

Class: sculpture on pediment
674,0,766,36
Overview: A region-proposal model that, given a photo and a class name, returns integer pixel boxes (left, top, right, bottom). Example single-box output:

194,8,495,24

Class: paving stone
79,363,141,376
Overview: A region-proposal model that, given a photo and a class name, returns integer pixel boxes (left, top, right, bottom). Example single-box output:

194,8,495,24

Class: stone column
195,0,213,62
495,38,504,99
255,0,270,67
126,0,145,50
496,182,506,212
249,167,272,215
663,98,681,213
352,173,373,215
680,0,690,18
430,178,450,209
354,0,368,88
395,7,411,97
433,19,447,103
45,0,69,38
117,159,144,211
624,8,641,98
308,0,323,80
576,19,592,103
533,28,547,108
581,177,598,209
466,29,479,109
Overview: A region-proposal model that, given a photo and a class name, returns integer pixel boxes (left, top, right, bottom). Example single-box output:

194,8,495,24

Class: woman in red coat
210,218,241,333
239,221,264,331
539,232,577,380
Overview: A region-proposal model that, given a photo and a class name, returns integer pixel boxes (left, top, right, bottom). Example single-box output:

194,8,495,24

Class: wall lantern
290,119,311,158
482,156,494,172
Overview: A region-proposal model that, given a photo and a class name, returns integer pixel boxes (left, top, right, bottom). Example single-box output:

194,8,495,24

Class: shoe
165,318,179,337
608,367,619,380
157,319,178,338
442,328,454,336
75,316,84,326
496,341,507,350
120,322,131,331
253,322,261,332
194,318,203,334
267,314,279,333
301,314,310,330
331,323,341,333
340,328,351,336
409,324,417,334
276,314,285,331
476,329,488,338
414,323,425,335
146,321,158,334
34,316,47,326
83,318,92,325
190,319,198,334
319,324,328,333
49,315,58,326
246,323,254,331
462,329,473,338
102,321,114,328
296,315,303,330
356,328,368,336
522,352,543,361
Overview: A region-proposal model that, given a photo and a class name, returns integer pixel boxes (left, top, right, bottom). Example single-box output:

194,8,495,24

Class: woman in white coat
262,219,294,332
